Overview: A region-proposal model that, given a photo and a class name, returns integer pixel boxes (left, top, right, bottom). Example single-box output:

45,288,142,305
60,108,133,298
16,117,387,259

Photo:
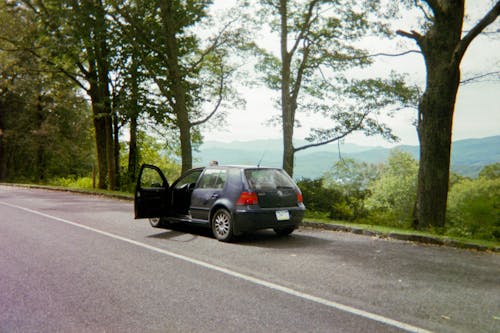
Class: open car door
134,164,169,219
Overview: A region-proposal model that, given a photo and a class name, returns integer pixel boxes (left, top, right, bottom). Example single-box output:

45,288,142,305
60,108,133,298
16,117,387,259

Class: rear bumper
232,205,305,234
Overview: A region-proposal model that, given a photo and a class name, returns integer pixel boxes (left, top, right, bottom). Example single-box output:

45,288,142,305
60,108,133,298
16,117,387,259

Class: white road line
0,201,432,333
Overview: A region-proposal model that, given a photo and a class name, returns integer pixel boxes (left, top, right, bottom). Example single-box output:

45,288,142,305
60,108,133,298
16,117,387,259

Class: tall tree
113,0,246,173
256,0,416,177
397,1,500,229
10,0,118,189
0,4,94,182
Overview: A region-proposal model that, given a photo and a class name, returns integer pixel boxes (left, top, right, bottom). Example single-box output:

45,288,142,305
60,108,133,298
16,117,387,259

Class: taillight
297,192,303,203
237,191,259,205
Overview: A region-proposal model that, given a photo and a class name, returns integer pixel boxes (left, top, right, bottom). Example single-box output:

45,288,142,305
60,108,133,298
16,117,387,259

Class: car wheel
212,209,234,242
149,217,168,228
274,226,295,236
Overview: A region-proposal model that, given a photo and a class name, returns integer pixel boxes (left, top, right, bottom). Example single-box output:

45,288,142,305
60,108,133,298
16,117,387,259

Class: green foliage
297,178,343,216
50,177,94,189
479,162,500,180
322,159,380,220
119,130,181,191
447,168,500,241
302,156,500,242
364,150,418,227
0,7,95,183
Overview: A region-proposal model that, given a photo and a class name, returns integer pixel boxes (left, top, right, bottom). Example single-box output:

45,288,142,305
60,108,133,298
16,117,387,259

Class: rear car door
190,168,228,221
134,164,169,219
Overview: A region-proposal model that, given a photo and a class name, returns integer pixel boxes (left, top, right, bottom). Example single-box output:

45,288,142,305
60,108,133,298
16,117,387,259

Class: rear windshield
244,169,295,191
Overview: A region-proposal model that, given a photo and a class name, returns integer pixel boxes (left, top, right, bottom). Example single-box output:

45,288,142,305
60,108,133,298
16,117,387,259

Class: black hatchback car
134,164,305,241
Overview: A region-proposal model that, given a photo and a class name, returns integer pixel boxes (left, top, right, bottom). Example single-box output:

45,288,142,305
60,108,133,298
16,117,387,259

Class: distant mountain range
193,135,500,179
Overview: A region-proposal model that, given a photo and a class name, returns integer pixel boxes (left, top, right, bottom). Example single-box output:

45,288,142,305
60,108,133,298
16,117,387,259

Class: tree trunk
280,0,295,177
35,92,45,182
159,0,192,173
88,62,109,190
95,1,116,190
413,2,464,229
415,68,459,229
177,112,193,173
400,1,500,229
113,109,120,188
0,103,4,180
128,113,138,184
92,98,108,189
128,59,140,185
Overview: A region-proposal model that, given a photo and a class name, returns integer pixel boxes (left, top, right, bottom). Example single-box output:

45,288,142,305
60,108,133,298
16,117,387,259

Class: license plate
276,210,290,221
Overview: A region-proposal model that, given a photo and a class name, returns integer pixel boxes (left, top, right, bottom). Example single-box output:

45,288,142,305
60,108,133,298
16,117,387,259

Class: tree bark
159,0,192,173
91,96,109,189
95,0,116,190
411,1,463,229
128,60,140,185
415,66,460,228
128,113,138,184
35,92,45,182
280,0,295,177
113,109,120,188
88,61,110,190
0,101,5,180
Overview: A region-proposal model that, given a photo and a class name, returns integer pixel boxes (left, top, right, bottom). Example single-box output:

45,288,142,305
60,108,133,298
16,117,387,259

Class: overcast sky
201,1,500,147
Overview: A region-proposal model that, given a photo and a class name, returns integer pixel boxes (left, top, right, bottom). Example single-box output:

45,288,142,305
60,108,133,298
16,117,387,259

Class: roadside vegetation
298,157,500,243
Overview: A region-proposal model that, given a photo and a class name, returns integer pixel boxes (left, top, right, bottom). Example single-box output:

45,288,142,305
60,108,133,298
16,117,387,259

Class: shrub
297,178,345,218
365,150,418,226
322,159,378,221
447,177,500,240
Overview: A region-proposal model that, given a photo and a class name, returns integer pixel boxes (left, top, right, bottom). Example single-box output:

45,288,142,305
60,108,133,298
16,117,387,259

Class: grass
304,212,500,250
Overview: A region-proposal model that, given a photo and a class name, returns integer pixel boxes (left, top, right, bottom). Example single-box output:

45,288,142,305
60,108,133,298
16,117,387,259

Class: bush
322,159,378,221
447,177,500,240
297,178,347,219
365,150,418,226
50,176,94,189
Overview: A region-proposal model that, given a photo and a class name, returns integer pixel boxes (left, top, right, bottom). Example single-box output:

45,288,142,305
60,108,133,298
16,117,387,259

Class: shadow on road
236,230,333,249
147,223,332,249
146,224,212,242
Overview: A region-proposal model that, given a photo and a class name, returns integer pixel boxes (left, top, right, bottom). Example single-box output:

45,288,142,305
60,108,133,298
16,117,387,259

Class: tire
149,217,168,228
273,226,295,236
211,209,234,242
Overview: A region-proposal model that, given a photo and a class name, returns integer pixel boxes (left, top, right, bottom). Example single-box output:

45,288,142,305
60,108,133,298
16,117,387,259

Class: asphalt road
0,185,499,333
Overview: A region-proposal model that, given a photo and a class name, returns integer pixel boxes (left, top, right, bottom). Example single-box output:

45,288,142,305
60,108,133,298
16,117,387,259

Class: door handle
211,193,219,199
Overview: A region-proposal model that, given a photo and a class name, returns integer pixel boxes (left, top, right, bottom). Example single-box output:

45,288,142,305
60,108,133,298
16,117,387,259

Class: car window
140,167,165,188
197,169,227,189
245,169,295,190
174,170,203,189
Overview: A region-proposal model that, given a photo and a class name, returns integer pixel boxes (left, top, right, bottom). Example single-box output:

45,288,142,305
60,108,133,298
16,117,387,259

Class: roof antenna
257,151,266,168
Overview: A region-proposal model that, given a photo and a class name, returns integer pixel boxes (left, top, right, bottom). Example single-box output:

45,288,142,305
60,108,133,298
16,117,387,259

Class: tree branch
414,0,433,21
396,29,423,43
0,39,88,91
190,18,236,72
190,64,227,127
294,111,369,153
460,71,500,85
453,1,500,67
294,130,354,152
367,50,422,58
289,0,319,57
291,39,310,101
